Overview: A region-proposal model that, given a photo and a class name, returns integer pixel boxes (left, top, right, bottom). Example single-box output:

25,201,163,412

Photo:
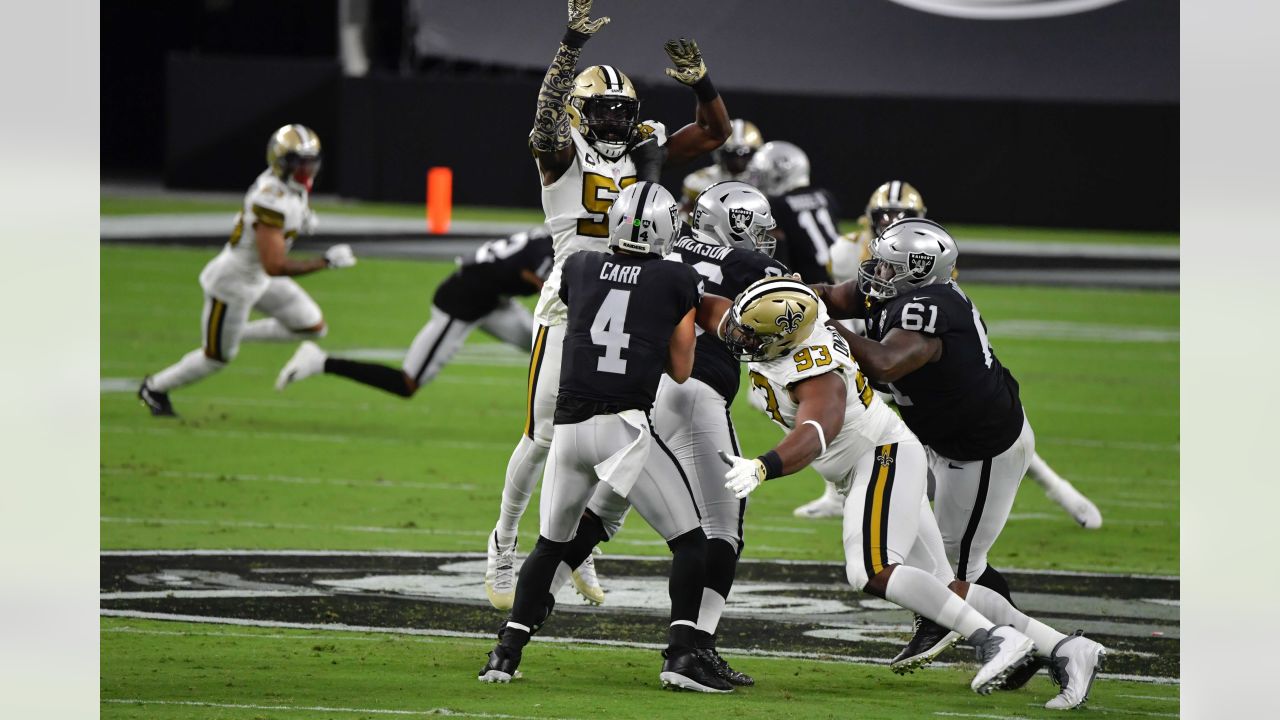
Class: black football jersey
432,228,554,321
555,250,704,423
770,187,840,285
668,231,789,403
864,282,1024,461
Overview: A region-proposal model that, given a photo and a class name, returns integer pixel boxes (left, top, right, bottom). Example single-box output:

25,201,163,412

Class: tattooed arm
532,0,610,186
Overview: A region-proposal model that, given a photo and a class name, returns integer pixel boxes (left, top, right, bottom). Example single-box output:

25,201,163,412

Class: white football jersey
200,170,309,301
745,309,915,490
534,122,667,326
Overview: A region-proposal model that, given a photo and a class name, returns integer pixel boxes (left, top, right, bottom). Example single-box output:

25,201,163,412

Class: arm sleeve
530,31,590,153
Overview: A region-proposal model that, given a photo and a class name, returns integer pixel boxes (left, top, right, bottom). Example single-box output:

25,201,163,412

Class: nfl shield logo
729,207,753,234
908,252,936,278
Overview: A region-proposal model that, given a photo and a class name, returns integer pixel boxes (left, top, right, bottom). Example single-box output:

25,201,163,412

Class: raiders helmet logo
728,207,754,234
774,301,804,335
908,252,936,278
669,204,679,229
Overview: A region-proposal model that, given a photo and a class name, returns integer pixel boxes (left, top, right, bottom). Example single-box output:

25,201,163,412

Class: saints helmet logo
774,301,804,335
728,207,754,234
877,453,895,467
907,252,936,278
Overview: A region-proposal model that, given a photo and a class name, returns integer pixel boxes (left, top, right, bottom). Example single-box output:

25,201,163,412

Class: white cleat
969,626,1036,695
1044,632,1106,710
793,485,844,519
1048,483,1104,530
275,340,327,391
571,553,605,605
484,531,517,610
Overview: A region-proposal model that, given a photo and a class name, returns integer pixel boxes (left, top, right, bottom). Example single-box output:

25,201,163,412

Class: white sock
695,588,727,635
496,436,549,546
821,480,842,502
549,561,572,594
884,565,990,639
149,349,224,392
241,318,325,342
964,583,1066,657
1027,453,1068,495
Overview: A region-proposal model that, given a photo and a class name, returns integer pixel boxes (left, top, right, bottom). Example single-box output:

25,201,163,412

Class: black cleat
1000,655,1045,690
478,643,521,683
694,647,755,687
138,378,177,417
890,614,961,674
659,648,734,693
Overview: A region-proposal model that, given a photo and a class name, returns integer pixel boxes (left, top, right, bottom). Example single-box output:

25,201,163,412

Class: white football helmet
860,218,959,299
691,180,777,256
747,141,810,196
608,181,680,256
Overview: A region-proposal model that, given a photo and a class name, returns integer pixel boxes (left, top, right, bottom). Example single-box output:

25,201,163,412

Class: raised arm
660,38,732,168
531,1,610,186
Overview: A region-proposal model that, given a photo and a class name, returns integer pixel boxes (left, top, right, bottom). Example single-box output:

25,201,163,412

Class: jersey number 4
590,288,631,374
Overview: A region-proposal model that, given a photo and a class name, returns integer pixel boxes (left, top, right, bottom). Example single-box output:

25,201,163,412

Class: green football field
100,242,1179,718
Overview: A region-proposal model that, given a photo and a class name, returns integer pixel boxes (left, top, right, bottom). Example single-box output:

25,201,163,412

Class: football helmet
859,218,958,299
720,276,821,361
608,181,680,256
691,180,777,257
267,124,322,192
567,65,640,159
747,141,810,196
714,119,764,176
866,180,926,236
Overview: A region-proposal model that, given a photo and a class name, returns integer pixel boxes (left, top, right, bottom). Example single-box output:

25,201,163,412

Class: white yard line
101,424,510,450
100,467,476,492
1040,437,1179,453
100,516,491,538
100,699,580,720
1118,694,1180,702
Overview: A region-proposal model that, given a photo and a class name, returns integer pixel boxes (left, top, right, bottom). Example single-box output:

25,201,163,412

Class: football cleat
659,648,735,693
792,486,844,519
1000,655,1046,690
1046,483,1104,530
477,643,521,684
485,531,517,611
890,615,961,674
275,340,327,391
138,378,177,417
969,626,1036,695
694,647,755,687
571,553,605,605
1044,631,1106,710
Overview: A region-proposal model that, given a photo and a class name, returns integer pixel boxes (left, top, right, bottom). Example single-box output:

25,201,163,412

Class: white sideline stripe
100,516,490,538
1031,704,1178,718
98,549,1180,580
102,424,511,450
1040,437,1179,453
100,467,477,492
935,713,1032,720
987,320,1179,343
1118,694,1180,702
98,610,1178,685
102,589,324,600
100,699,580,720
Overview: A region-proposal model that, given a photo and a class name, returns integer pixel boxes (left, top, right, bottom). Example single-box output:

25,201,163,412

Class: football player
708,278,1106,709
679,118,763,213
484,0,732,610
478,182,732,693
137,124,356,417
273,226,552,397
746,140,841,285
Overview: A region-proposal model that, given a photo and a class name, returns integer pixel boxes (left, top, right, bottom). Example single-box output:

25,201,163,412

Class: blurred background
101,0,1177,231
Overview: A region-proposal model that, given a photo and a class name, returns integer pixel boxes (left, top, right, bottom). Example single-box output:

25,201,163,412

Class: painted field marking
1028,703,1177,718
987,320,1179,343
100,699,581,720
1117,694,1179,702
102,424,511,450
100,516,491,538
101,467,477,492
1037,402,1178,418
935,713,1032,720
1040,437,1179,453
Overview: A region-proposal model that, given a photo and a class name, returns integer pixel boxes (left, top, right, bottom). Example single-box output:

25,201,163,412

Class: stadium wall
161,55,1176,232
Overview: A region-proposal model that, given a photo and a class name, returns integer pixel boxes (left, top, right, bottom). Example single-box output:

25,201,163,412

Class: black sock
562,511,607,570
509,535,568,630
665,528,708,644
323,358,414,398
694,629,716,650
975,565,1017,607
705,538,739,601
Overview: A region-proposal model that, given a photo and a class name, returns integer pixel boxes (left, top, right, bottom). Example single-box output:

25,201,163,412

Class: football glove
302,208,319,236
567,0,609,35
663,38,707,86
720,450,765,499
324,243,356,269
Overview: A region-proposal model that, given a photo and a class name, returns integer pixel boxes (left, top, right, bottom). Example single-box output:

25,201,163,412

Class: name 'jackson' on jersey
864,282,1024,461
667,230,788,403
555,250,703,424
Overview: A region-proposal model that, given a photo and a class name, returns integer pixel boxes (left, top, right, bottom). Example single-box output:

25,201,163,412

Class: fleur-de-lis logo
775,301,804,335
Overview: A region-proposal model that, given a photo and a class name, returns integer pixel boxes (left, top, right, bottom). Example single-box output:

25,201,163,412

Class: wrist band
757,450,783,480
802,420,828,455
691,75,718,103
562,29,590,48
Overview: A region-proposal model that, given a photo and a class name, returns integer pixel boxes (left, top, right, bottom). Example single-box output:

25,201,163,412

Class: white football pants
402,300,533,387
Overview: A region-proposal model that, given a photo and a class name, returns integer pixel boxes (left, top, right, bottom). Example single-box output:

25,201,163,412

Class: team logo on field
908,252,936,278
775,301,804,335
729,207,754,234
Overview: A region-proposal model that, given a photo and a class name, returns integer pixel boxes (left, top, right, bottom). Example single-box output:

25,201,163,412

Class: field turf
100,243,1180,718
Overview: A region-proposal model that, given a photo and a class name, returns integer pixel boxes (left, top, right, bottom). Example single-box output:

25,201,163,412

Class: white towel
593,409,652,498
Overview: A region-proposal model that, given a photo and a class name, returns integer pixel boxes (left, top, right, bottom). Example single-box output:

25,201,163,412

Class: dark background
102,0,1178,231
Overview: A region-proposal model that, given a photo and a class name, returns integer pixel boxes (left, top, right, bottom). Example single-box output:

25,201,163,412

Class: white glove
720,450,765,499
302,208,319,235
324,243,356,269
